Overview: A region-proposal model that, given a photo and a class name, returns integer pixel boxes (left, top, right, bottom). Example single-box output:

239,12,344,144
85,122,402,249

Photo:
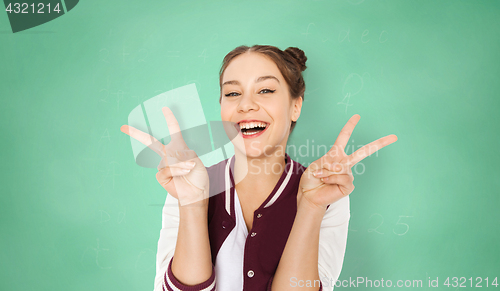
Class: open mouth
237,121,269,138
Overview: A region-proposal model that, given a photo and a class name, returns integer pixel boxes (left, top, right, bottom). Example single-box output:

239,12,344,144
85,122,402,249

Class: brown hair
219,45,307,132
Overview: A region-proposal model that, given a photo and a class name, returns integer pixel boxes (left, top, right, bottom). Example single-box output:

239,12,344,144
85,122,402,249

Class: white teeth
239,122,267,129
238,121,268,135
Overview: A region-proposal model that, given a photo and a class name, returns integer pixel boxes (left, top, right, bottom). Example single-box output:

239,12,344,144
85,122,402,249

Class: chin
232,141,265,159
245,151,268,159
248,142,286,160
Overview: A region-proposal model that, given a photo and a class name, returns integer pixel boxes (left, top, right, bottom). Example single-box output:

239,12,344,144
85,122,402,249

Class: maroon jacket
162,153,324,291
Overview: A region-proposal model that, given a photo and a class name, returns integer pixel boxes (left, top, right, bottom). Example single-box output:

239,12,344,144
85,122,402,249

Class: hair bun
285,47,307,71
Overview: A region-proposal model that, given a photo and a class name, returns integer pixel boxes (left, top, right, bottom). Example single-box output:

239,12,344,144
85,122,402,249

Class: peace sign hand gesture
120,107,209,207
298,115,398,210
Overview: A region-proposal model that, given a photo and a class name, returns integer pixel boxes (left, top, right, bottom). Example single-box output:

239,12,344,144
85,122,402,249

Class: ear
291,96,303,122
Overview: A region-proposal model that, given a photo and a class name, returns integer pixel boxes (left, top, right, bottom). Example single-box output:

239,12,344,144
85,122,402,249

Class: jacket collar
224,153,295,217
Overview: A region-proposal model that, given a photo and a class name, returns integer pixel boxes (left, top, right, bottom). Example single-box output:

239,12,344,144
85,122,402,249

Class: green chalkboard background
1,0,499,290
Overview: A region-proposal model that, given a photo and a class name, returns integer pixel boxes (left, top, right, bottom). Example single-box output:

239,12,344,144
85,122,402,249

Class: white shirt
214,190,247,290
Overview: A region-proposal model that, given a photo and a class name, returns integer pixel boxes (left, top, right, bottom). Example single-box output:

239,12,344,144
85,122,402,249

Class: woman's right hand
120,107,209,207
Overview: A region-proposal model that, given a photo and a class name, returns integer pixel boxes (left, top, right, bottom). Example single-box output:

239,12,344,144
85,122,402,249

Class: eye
224,92,240,97
259,88,276,94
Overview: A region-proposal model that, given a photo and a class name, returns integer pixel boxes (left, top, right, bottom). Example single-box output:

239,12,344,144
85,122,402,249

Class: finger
157,159,196,171
179,149,198,160
120,125,164,156
156,165,192,182
347,134,398,165
162,107,185,144
319,150,344,167
156,169,173,187
320,174,352,185
337,183,354,196
169,149,197,160
322,160,352,174
157,154,180,170
330,114,361,153
313,164,350,177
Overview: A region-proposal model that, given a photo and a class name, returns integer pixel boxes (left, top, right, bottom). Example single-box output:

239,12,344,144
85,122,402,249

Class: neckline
225,153,294,218
233,189,250,235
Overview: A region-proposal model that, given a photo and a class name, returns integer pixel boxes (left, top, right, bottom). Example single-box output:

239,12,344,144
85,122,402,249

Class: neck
232,150,287,196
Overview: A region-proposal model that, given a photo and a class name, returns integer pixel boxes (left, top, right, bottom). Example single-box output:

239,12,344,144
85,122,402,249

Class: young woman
120,45,397,291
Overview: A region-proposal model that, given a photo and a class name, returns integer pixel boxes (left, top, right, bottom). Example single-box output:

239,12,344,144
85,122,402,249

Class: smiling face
220,52,303,158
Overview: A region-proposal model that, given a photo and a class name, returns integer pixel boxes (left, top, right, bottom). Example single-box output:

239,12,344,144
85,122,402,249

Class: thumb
156,166,192,186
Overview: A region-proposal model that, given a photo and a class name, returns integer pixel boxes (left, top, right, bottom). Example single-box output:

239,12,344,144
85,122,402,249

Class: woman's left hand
298,114,398,210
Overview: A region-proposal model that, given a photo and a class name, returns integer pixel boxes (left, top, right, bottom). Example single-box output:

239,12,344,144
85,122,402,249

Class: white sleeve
153,193,180,291
318,195,350,291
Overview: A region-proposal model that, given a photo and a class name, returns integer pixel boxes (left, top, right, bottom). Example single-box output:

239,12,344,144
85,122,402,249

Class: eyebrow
222,75,280,86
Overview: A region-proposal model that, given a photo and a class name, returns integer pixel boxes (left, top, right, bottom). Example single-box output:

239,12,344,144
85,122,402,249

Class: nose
237,92,259,113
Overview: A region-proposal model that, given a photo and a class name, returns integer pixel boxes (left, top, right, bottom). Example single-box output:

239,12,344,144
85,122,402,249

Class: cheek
270,102,293,125
220,102,233,120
